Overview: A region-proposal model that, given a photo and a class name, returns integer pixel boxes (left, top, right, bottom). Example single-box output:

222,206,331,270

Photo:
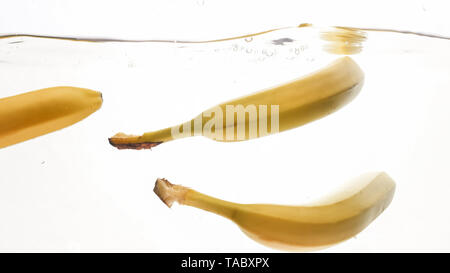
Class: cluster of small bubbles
294,45,308,55
207,39,287,64
262,49,274,57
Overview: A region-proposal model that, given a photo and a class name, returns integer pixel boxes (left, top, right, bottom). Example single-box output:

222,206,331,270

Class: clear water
0,26,449,252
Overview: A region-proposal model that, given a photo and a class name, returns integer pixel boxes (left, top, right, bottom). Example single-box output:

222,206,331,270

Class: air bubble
245,37,253,42
263,49,274,57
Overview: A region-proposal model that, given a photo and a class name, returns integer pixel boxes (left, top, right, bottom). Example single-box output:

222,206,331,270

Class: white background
0,0,450,252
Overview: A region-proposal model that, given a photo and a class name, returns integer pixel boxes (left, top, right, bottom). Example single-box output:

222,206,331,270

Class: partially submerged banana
154,172,395,251
109,56,364,149
0,86,103,149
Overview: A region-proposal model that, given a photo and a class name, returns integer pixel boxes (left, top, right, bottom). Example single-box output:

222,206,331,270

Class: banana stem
154,178,238,220
108,126,175,150
109,118,200,150
141,126,175,143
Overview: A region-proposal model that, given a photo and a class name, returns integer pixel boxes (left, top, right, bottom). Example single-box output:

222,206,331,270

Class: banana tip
154,178,188,208
108,139,162,150
154,178,176,208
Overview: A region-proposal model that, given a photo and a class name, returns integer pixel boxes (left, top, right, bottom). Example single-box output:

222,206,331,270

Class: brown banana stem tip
108,132,162,150
108,139,162,150
153,178,188,208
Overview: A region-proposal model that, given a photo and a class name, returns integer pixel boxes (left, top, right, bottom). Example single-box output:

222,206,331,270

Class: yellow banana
109,56,364,149
154,172,395,251
0,86,103,149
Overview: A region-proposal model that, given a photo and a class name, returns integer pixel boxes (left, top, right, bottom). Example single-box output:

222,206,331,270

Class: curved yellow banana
0,86,103,149
154,172,395,251
109,56,364,149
